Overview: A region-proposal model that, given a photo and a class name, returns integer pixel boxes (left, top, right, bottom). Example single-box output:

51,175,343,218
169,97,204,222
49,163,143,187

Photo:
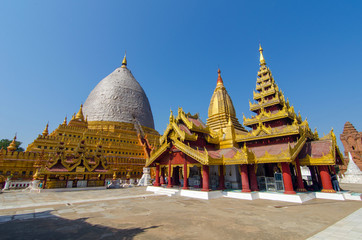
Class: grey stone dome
83,66,155,129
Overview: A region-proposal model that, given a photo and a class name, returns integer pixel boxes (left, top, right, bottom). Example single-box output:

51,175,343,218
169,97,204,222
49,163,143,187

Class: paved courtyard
0,185,361,240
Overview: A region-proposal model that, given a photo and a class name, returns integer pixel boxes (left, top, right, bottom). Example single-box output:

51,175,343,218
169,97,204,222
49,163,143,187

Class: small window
29,171,33,176
38,146,41,149
22,171,26,176
50,147,53,149
6,171,11,175
44,146,48,149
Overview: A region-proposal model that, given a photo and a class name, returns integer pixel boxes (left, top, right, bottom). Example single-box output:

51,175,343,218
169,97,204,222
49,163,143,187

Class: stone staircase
146,186,180,197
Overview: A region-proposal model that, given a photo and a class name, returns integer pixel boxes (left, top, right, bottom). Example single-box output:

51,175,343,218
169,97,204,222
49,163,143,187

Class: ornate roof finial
7,134,17,152
259,44,266,66
42,122,49,136
62,116,67,126
169,109,174,122
75,104,84,121
121,51,127,68
217,68,224,85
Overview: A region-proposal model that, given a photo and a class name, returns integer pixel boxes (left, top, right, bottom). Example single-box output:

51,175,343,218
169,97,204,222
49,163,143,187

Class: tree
0,139,25,152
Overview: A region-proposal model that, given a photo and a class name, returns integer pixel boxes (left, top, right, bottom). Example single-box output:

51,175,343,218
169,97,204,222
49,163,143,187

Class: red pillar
218,165,225,190
248,164,259,191
240,164,251,192
167,160,173,188
318,165,336,193
295,158,307,192
281,162,296,194
202,165,210,191
154,164,160,186
183,160,188,189
160,167,165,185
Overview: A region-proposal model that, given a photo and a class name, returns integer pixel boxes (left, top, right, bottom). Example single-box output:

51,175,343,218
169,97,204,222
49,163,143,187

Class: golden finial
121,52,127,68
169,109,174,122
42,122,49,136
75,104,84,121
217,68,224,85
62,116,67,126
259,44,266,66
71,113,75,120
7,134,17,152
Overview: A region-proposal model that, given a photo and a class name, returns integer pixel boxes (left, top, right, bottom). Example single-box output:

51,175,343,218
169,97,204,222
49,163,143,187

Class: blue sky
0,1,361,153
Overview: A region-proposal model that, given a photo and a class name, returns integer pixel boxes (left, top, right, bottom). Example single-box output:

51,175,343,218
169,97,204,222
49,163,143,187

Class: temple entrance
172,166,181,186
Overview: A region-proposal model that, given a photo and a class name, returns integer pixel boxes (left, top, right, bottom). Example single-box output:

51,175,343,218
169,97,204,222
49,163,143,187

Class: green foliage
0,139,25,152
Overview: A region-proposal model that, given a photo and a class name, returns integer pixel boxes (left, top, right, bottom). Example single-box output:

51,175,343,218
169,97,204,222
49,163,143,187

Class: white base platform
146,186,361,203
315,192,345,201
181,189,223,200
223,191,259,200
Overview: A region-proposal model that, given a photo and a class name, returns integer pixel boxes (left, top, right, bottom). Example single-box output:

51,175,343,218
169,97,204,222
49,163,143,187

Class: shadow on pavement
0,211,158,240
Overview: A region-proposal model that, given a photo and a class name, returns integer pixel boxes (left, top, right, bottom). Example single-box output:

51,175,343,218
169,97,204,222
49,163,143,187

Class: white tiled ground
308,207,362,239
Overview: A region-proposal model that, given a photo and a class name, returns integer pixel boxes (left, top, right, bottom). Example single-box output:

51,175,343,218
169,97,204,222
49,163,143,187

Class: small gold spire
75,104,84,121
169,109,174,122
121,52,127,68
7,135,17,152
259,44,266,66
42,122,49,136
62,116,67,125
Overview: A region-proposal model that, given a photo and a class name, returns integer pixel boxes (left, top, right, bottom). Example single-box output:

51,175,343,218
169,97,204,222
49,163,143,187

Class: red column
160,167,165,185
281,162,296,194
295,158,307,192
240,164,251,192
248,164,259,191
154,164,160,186
167,160,173,188
318,165,335,193
183,160,188,189
218,165,225,190
202,165,210,191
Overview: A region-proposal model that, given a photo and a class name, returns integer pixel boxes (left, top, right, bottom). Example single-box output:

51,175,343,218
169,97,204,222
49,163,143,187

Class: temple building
1,55,159,189
146,45,344,194
340,122,362,172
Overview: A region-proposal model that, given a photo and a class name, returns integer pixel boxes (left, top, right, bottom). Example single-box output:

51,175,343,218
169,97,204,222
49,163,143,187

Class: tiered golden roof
207,69,246,133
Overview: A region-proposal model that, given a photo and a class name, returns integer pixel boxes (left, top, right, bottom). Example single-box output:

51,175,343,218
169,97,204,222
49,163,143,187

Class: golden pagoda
1,54,159,189
145,45,344,194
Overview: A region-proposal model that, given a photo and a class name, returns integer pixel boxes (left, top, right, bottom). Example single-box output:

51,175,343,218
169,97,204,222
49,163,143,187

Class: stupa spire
259,44,266,66
217,68,224,86
7,134,17,152
62,116,67,126
42,122,49,136
121,52,127,68
75,104,84,121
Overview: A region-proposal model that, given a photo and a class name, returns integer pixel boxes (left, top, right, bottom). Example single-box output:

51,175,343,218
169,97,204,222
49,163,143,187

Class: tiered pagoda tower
146,45,344,195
